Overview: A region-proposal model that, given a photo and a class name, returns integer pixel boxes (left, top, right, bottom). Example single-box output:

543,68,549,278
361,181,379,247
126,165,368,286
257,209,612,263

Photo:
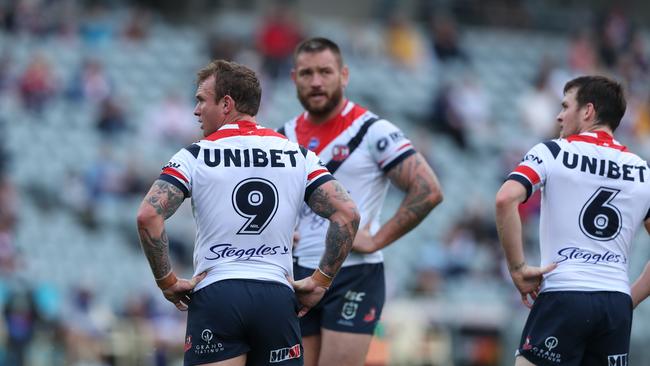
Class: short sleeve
507,140,559,201
158,144,199,198
303,149,335,203
367,119,416,172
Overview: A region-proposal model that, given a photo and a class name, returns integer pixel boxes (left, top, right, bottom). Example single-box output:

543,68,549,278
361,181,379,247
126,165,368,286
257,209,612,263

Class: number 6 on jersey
232,178,279,235
579,187,622,241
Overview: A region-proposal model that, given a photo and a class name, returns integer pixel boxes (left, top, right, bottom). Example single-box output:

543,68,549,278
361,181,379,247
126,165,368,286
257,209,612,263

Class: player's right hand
510,263,557,308
162,272,207,311
289,276,327,317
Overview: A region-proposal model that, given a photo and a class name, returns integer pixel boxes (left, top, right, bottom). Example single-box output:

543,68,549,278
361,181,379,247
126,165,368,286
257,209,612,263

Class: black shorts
517,291,632,366
184,279,303,366
293,263,385,336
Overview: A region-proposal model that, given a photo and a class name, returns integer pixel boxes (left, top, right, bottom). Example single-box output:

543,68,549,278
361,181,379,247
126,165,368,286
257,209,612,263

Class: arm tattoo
145,180,186,219
308,181,351,219
509,261,526,273
138,227,172,279
319,217,359,276
387,154,438,228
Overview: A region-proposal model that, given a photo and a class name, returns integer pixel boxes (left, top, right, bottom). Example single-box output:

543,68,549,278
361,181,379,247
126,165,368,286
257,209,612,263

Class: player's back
162,121,331,291
537,132,650,293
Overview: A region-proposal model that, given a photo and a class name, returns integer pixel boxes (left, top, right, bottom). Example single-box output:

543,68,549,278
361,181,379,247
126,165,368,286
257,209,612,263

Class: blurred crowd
1,0,650,365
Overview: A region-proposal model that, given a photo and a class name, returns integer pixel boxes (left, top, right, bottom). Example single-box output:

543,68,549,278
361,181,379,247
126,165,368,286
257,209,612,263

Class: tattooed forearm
145,180,185,219
138,227,172,279
320,217,359,276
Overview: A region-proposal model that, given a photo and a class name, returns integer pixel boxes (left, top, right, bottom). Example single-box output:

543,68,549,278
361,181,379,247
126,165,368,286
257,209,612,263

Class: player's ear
290,68,297,83
341,65,349,88
223,95,234,113
584,102,596,121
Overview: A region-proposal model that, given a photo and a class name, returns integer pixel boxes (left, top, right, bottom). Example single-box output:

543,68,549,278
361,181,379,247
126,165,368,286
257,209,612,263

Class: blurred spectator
61,285,115,365
96,97,128,137
428,84,468,150
256,3,303,80
67,59,113,104
146,92,198,146
595,6,633,69
4,289,40,366
0,174,18,276
518,63,559,141
568,29,599,74
448,73,490,138
207,34,240,61
384,13,425,69
429,14,468,63
18,55,57,114
79,3,113,47
122,6,151,42
0,54,14,96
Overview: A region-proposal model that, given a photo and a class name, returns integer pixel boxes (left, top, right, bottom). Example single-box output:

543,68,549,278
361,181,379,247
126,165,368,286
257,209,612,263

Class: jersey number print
579,187,622,241
232,178,279,235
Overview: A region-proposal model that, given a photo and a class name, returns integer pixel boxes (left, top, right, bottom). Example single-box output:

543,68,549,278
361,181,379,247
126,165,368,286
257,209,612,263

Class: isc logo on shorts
269,344,301,363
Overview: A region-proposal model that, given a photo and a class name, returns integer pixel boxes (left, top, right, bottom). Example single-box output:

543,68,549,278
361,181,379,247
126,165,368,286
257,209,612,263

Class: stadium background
1,0,650,365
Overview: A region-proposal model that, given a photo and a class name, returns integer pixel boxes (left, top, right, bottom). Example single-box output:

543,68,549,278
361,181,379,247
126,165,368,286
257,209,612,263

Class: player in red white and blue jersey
496,75,650,366
136,60,360,366
278,38,443,366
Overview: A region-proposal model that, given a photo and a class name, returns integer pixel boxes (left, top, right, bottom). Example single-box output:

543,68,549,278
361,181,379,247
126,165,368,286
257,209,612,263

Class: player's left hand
510,263,557,308
352,224,376,253
162,272,207,311
289,276,328,317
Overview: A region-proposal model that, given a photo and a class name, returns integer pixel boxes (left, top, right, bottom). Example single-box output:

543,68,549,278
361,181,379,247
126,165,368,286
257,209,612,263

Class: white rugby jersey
279,100,416,268
159,121,334,291
508,131,650,294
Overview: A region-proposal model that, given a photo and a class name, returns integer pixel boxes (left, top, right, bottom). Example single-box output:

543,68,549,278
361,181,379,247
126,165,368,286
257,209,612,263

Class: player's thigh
196,354,246,366
516,292,593,366
302,334,321,366
318,329,373,366
582,292,632,366
515,355,537,366
246,281,303,366
185,281,251,366
320,263,385,335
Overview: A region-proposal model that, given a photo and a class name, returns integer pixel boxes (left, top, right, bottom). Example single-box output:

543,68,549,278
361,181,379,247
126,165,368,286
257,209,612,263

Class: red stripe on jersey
307,169,329,181
162,167,188,183
397,142,412,152
514,165,541,185
567,131,628,152
294,101,368,154
205,121,288,142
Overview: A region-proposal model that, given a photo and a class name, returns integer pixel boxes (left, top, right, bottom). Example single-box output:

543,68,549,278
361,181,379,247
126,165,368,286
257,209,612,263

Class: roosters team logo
331,144,350,162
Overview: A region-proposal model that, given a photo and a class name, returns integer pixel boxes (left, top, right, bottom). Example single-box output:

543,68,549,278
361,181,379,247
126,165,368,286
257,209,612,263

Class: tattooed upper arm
143,179,186,220
386,152,442,218
307,180,354,219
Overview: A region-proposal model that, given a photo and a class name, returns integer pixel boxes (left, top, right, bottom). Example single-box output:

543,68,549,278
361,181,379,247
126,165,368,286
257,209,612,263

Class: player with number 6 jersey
496,75,650,366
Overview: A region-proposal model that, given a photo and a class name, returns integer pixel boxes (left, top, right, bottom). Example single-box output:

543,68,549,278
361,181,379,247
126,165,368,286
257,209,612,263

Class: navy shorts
293,262,385,336
517,291,632,366
184,279,303,366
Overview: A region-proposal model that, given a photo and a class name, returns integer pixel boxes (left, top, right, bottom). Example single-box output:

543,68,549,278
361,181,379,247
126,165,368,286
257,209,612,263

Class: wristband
156,271,178,290
311,268,333,289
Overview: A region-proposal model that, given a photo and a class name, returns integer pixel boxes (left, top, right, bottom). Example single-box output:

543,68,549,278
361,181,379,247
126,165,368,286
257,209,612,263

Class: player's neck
307,98,347,125
224,113,256,126
584,125,614,137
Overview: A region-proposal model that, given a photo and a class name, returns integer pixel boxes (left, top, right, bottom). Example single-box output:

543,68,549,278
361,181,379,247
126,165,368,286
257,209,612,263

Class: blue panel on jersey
507,174,533,202
542,140,561,159
382,149,416,173
184,143,201,159
304,175,335,203
158,174,190,198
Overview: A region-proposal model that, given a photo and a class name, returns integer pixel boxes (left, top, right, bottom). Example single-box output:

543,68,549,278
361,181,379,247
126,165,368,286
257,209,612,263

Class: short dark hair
563,75,626,131
197,60,261,116
293,37,343,67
